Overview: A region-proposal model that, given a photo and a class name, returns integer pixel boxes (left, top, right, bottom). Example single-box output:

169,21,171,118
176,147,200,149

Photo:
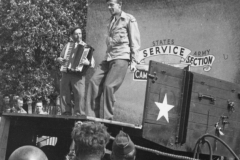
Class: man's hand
130,62,137,72
80,58,90,65
57,57,67,65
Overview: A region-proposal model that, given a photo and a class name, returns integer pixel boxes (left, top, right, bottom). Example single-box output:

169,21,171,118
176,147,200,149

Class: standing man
57,27,94,116
86,0,141,120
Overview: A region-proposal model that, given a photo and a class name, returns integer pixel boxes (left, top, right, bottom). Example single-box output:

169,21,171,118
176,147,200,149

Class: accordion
60,42,93,73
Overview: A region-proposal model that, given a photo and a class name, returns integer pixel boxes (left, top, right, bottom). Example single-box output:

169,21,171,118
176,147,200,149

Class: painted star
155,94,174,122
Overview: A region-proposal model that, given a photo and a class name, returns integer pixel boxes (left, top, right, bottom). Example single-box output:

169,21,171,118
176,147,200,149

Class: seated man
2,94,11,113
71,121,110,160
16,97,27,114
10,95,19,113
35,101,48,115
111,131,136,160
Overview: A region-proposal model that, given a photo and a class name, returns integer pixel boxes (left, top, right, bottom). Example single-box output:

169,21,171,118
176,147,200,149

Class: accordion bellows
60,42,90,73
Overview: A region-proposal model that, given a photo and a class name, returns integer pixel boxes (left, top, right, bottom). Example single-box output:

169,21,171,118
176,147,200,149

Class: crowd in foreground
8,121,136,160
68,121,136,160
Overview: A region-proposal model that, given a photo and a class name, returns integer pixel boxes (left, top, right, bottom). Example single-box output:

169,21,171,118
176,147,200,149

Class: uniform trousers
60,72,85,115
86,59,129,119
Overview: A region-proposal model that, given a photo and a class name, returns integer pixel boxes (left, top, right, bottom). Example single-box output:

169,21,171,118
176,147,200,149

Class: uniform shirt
37,110,48,115
17,108,27,114
106,11,140,62
10,107,17,113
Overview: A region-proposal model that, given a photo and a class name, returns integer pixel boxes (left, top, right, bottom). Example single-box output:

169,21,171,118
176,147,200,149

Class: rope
110,136,199,160
134,144,199,160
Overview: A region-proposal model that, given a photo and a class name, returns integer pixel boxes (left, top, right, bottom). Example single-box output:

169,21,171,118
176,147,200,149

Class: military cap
112,131,135,157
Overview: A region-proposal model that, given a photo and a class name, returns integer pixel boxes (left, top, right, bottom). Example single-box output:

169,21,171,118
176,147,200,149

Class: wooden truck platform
0,113,142,160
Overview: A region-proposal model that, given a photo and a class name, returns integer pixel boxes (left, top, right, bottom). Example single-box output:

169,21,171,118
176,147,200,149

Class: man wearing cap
86,0,141,120
111,131,136,160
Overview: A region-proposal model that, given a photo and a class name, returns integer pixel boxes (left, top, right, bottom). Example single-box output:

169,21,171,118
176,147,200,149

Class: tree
0,0,87,102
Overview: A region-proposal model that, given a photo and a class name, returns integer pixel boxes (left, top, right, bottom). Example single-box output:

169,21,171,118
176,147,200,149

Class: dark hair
3,94,10,98
106,0,122,4
35,101,43,105
17,97,23,101
111,148,136,160
72,121,110,158
70,26,82,35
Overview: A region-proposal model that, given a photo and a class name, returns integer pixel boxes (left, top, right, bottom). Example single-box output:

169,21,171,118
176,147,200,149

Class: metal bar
86,116,142,129
178,69,193,144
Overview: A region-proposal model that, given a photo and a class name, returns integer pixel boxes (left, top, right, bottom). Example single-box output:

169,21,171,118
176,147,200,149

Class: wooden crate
142,61,240,158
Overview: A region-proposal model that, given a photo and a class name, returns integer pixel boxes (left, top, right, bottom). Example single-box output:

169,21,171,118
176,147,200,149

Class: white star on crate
155,94,174,123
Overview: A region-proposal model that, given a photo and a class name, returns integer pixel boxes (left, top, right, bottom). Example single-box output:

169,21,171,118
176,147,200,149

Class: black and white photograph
1,0,240,160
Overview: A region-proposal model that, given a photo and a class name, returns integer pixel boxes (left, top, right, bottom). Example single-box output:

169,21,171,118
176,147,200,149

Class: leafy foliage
0,0,87,101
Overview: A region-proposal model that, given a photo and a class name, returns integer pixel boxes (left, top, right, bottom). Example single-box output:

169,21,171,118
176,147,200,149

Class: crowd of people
1,94,61,115
3,1,140,158
68,121,136,160
1,0,141,120
7,121,137,160
3,0,140,159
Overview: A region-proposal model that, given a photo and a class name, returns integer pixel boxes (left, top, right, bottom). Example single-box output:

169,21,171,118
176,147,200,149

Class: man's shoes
74,112,82,116
62,112,72,116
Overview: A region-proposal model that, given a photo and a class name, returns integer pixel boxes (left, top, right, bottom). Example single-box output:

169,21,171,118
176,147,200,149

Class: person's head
45,97,50,104
70,27,82,43
106,0,122,16
16,97,24,108
35,101,43,114
8,145,48,160
3,94,10,104
26,97,32,105
111,131,136,160
12,95,19,106
72,121,110,160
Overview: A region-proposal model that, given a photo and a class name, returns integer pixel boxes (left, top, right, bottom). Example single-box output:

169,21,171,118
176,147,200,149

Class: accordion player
60,42,94,74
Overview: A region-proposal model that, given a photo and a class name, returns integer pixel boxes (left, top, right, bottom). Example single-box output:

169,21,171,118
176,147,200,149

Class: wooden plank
189,102,228,116
142,122,178,148
150,61,184,79
190,92,240,113
193,72,240,93
188,112,240,129
150,74,183,90
2,112,87,119
145,112,179,125
187,122,235,137
150,81,182,95
192,82,240,103
0,116,11,160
